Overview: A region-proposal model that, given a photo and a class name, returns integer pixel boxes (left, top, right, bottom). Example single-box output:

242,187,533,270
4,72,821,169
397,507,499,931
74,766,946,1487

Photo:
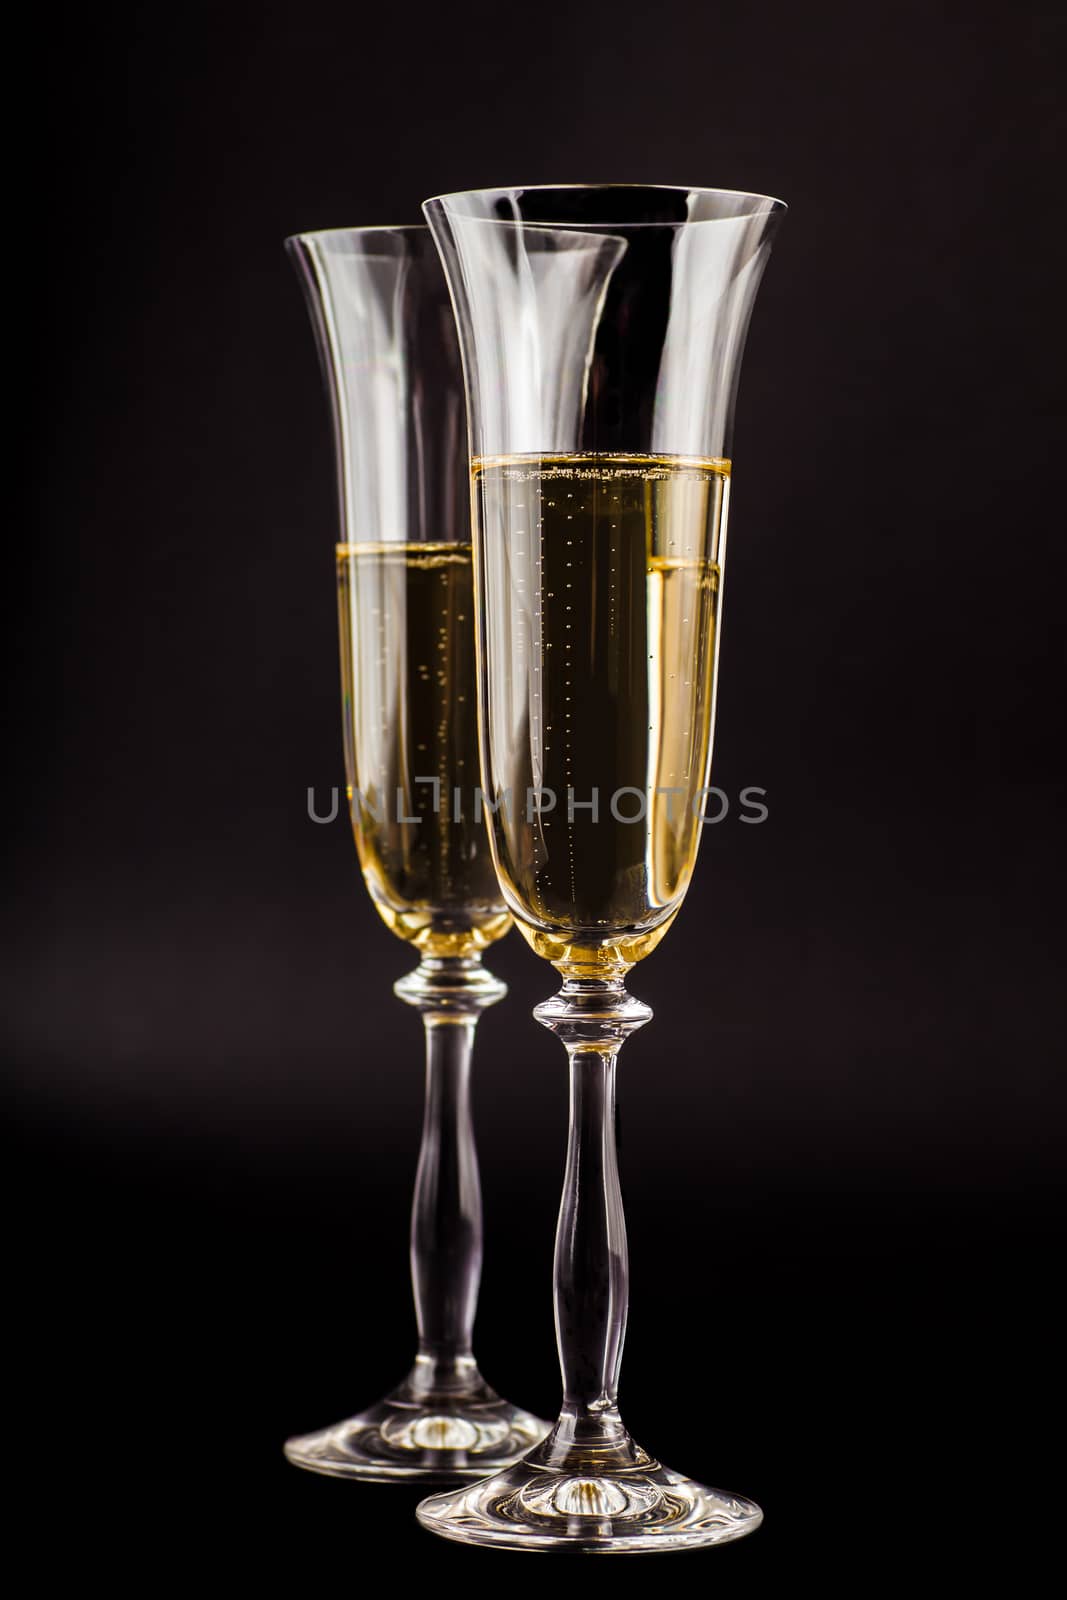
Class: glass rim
284,223,430,246
422,182,788,226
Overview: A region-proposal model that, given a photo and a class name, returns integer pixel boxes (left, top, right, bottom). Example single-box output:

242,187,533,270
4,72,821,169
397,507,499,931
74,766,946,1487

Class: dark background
13,0,1063,1585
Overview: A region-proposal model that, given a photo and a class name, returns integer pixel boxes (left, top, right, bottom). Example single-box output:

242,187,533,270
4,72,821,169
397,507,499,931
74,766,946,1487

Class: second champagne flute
283,225,548,1482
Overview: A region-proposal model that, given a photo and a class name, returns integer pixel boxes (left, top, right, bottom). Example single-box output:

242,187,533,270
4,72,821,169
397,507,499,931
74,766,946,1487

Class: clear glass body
420,184,784,1550
282,225,545,1481
292,225,509,958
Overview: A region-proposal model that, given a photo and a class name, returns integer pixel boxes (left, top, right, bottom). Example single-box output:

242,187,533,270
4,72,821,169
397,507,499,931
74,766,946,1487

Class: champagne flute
282,225,548,1482
419,185,785,1548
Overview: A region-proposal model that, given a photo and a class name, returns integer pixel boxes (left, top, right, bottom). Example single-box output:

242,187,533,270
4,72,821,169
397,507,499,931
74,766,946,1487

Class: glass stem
532,975,653,1469
394,954,505,1397
555,1046,627,1445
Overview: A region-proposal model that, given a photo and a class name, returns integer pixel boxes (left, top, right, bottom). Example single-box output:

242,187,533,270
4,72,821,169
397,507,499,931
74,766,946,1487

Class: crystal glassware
418,184,785,1548
282,225,548,1481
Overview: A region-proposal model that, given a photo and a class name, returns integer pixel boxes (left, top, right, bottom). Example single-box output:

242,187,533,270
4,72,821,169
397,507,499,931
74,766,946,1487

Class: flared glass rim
422,183,787,226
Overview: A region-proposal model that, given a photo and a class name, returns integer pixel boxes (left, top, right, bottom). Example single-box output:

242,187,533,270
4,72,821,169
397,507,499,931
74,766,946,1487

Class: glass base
284,1368,549,1484
416,1449,762,1552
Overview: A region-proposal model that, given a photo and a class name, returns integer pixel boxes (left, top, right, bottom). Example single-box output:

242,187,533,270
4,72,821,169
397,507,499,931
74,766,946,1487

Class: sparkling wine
337,542,510,956
472,454,729,971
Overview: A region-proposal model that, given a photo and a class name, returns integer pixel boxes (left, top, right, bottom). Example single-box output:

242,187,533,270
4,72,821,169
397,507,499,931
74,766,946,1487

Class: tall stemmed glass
420,185,785,1549
283,226,547,1482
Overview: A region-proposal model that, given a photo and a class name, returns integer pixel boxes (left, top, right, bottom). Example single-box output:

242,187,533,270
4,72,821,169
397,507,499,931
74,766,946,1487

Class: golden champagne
472,454,729,972
337,542,510,957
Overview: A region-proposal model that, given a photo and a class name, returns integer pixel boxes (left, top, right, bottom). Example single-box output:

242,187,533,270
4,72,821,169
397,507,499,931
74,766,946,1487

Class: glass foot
416,1449,762,1552
284,1368,549,1484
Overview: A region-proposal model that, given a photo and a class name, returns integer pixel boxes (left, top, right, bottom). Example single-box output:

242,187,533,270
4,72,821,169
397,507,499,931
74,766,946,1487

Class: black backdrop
14,0,1064,1586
